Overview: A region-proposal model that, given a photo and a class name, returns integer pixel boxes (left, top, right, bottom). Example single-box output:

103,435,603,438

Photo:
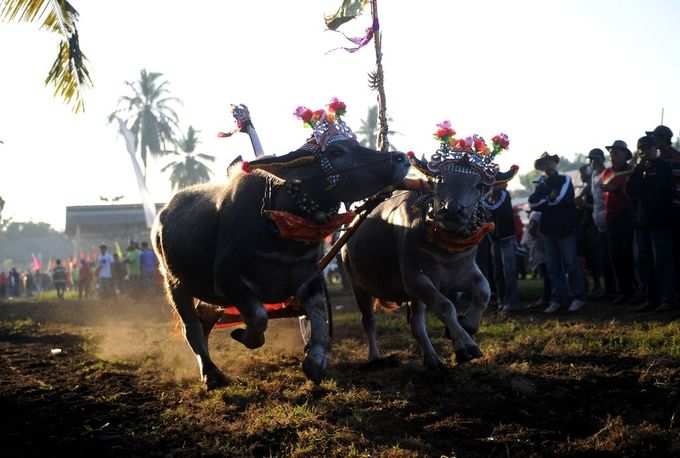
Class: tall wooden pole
370,0,389,152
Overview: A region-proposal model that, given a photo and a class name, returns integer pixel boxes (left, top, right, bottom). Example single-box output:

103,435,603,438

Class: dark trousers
539,263,551,305
476,236,496,302
636,227,675,305
673,211,680,298
607,215,635,297
596,230,616,295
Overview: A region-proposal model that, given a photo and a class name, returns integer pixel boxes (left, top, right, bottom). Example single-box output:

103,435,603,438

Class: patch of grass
0,318,37,335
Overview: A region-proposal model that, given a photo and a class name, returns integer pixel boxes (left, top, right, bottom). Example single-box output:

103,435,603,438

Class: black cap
587,148,605,161
637,135,656,150
534,152,560,171
645,125,673,142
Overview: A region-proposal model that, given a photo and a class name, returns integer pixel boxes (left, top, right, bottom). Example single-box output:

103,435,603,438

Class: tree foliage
111,69,181,174
161,126,214,191
1,0,92,112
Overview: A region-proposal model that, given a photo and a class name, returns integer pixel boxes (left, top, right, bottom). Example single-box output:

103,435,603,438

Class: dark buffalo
153,138,409,388
342,154,510,369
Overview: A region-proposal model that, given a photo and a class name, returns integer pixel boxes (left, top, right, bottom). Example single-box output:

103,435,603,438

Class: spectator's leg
499,238,520,308
599,230,616,297
560,234,586,302
544,236,567,306
492,240,507,306
651,228,676,306
636,228,656,306
615,215,636,297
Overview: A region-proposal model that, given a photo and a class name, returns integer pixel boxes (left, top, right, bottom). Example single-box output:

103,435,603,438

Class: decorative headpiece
409,120,511,185
294,97,357,152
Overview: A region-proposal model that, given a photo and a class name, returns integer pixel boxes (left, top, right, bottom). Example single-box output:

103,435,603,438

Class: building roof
65,203,165,236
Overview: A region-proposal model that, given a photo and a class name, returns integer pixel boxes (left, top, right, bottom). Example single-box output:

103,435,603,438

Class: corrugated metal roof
65,203,165,236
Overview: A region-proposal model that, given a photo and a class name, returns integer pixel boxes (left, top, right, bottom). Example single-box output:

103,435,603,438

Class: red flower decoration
454,138,472,151
491,133,510,156
241,161,251,173
473,135,489,155
407,151,415,159
312,109,326,123
327,97,347,117
434,120,456,143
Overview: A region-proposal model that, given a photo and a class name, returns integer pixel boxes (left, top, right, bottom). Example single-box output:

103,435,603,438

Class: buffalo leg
353,286,382,362
169,286,229,389
298,276,330,384
457,271,491,335
405,274,482,364
409,301,446,369
230,297,268,350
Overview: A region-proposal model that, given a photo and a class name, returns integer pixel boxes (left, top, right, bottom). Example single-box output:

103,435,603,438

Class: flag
115,241,124,258
114,116,157,228
325,0,368,30
31,254,41,271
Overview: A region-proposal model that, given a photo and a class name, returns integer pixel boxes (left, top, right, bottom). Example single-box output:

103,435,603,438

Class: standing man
125,242,142,296
140,242,157,294
601,140,635,304
78,259,92,300
588,148,616,300
52,259,68,299
529,153,586,313
483,166,521,313
647,125,680,300
627,135,676,311
96,244,114,299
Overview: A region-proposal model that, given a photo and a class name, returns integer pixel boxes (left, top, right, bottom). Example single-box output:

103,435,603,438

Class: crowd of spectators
481,124,680,315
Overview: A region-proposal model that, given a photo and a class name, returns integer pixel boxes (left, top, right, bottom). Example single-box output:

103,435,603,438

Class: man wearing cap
647,125,680,298
588,148,616,299
96,244,114,299
529,153,586,313
600,140,635,304
482,166,521,312
627,135,676,311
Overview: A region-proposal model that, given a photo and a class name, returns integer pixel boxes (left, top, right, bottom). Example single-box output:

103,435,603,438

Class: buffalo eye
327,147,345,158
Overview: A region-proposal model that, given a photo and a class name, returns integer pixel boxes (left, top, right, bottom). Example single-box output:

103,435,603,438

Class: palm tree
161,126,215,191
357,105,397,150
1,0,92,112
111,69,181,178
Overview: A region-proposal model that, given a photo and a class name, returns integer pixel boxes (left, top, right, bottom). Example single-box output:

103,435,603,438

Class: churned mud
1,297,679,457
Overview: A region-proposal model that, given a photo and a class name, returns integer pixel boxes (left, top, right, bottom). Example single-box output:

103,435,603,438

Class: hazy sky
1,0,679,230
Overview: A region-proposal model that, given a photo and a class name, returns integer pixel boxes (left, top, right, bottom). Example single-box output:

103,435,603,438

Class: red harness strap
426,222,495,253
264,210,355,242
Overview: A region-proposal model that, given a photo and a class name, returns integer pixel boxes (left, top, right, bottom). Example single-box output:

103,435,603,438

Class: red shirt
602,167,633,224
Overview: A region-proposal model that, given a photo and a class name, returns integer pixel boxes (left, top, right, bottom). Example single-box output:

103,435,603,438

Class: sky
1,0,679,230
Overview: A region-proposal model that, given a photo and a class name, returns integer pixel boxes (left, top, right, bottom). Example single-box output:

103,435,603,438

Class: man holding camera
627,135,675,311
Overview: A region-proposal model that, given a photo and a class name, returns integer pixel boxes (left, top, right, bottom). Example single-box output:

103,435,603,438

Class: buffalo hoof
363,354,401,370
424,356,448,371
202,367,230,391
230,328,265,349
454,345,483,365
302,352,328,385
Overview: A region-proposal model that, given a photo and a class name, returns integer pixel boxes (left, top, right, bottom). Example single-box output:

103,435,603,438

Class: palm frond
196,153,215,162
1,0,92,112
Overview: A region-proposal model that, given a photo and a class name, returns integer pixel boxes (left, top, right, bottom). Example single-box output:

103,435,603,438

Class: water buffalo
153,111,409,388
342,131,513,369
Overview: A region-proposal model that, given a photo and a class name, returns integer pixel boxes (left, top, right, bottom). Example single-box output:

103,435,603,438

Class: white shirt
591,169,607,232
97,253,114,279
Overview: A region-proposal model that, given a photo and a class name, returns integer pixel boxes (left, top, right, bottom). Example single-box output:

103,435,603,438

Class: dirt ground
1,293,679,457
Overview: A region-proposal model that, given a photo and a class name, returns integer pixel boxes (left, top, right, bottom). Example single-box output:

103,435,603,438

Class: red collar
426,222,495,253
264,210,355,242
